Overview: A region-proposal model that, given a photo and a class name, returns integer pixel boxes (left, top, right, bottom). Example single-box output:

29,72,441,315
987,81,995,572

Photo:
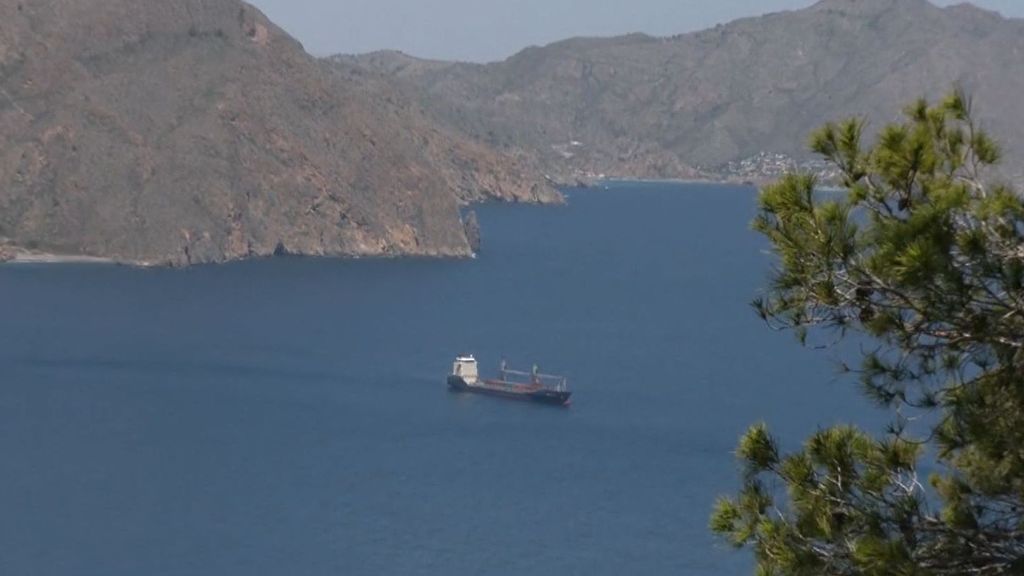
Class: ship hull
447,376,571,406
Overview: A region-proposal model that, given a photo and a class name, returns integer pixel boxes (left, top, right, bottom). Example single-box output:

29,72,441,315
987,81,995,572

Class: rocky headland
0,0,559,267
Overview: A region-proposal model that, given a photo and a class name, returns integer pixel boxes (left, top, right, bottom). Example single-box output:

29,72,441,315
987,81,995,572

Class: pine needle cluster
712,91,1024,575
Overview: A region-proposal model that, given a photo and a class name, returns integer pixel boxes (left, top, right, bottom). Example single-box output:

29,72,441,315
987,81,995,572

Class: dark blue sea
0,183,883,575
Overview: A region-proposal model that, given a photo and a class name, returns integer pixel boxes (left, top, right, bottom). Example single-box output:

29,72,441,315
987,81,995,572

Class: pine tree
710,91,1024,575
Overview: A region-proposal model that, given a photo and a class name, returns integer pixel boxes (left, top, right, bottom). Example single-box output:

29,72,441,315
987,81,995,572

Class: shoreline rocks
463,210,481,254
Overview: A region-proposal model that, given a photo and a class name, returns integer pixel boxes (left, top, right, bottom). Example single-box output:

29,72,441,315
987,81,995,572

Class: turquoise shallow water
0,183,881,575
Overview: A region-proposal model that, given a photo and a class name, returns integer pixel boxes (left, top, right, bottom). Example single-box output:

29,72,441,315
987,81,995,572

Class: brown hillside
337,0,1024,184
0,0,558,265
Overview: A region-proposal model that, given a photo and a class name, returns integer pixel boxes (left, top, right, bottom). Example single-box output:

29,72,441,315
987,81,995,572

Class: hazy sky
247,0,1024,62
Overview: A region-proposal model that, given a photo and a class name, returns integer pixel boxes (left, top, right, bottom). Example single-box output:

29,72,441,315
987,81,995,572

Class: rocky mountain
335,0,1024,185
0,0,559,266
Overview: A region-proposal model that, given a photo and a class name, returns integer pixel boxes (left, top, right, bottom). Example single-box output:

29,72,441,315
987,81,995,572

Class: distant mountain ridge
334,0,1024,185
0,0,559,266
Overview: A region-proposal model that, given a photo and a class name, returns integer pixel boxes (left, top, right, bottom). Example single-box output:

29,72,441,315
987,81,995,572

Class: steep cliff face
327,62,561,206
0,0,558,266
338,0,1024,184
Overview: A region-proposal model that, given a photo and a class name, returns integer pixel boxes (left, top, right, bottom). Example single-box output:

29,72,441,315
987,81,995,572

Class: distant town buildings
711,151,840,184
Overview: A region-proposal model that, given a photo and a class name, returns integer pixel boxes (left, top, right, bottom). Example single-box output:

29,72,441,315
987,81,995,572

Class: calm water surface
0,183,881,575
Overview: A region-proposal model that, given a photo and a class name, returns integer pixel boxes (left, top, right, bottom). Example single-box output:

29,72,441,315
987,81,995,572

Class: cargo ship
447,356,572,406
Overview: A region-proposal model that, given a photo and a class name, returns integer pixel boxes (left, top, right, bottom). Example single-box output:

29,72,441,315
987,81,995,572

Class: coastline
596,177,757,187
561,173,846,192
0,244,479,269
550,172,769,189
5,251,120,265
0,180,833,269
